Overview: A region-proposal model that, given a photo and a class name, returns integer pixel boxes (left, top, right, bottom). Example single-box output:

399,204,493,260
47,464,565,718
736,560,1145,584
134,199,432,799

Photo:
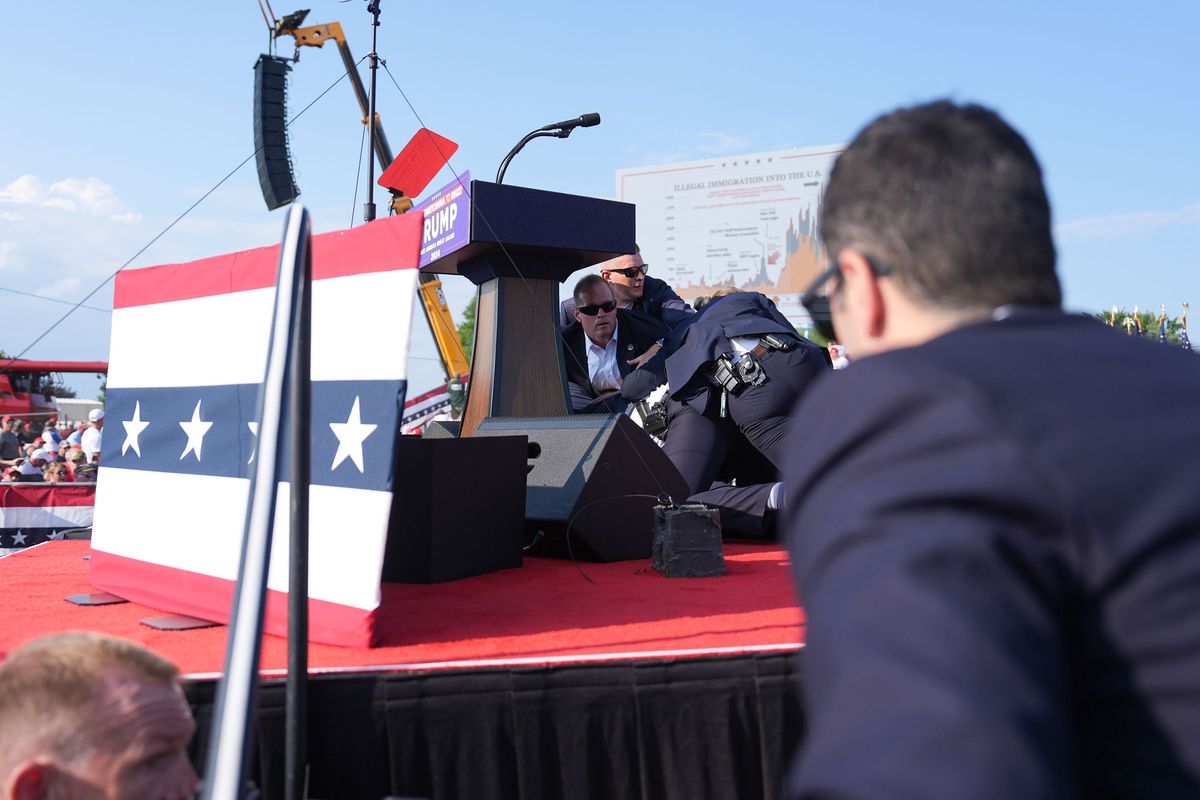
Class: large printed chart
617,145,842,326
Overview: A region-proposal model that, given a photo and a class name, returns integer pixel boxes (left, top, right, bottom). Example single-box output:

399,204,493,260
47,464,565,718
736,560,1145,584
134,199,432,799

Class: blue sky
1,0,1196,397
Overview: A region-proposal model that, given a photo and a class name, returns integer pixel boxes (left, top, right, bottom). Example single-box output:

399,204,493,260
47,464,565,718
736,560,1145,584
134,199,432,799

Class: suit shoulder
618,308,669,339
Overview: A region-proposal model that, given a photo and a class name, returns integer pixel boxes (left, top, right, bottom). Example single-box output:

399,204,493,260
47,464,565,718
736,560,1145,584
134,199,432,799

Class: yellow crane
266,6,471,384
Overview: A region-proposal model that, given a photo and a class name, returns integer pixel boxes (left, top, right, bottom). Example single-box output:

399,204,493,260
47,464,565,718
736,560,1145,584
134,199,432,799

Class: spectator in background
17,450,50,482
66,423,84,447
42,418,61,446
0,631,198,799
65,449,86,480
81,409,103,464
17,422,36,446
43,463,70,483
827,343,850,369
73,458,98,483
0,417,21,466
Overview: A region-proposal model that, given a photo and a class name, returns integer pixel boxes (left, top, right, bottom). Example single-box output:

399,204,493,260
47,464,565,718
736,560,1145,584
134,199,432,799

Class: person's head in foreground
0,632,198,800
807,99,1060,357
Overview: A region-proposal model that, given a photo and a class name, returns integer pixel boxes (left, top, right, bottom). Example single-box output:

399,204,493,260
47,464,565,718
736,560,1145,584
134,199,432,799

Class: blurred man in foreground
0,632,198,799
784,100,1200,797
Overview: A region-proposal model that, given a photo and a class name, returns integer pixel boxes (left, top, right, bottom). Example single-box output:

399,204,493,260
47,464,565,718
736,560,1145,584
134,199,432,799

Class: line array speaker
253,55,300,211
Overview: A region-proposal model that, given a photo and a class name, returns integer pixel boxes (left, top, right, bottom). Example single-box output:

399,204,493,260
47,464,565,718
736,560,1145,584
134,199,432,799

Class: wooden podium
422,181,635,436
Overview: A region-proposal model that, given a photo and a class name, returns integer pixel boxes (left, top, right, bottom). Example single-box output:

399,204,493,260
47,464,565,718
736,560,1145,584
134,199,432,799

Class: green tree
1094,307,1188,345
457,294,476,364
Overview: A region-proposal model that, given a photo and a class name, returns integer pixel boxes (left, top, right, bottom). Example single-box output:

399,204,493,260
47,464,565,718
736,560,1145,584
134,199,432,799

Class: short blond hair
0,632,179,775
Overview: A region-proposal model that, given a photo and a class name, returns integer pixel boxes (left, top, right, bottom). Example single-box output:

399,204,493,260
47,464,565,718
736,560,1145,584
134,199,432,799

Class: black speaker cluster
253,55,300,211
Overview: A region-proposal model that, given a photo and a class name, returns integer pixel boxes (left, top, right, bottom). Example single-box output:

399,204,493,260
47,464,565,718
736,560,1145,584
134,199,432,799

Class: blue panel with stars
104,379,408,492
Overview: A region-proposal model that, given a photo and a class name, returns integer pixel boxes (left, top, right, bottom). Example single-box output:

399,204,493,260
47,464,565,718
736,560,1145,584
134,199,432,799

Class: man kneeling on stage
624,289,831,536
0,632,198,800
561,275,668,414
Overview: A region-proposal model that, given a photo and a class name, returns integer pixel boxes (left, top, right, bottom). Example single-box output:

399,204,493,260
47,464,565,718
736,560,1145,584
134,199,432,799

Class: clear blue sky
2,0,1196,397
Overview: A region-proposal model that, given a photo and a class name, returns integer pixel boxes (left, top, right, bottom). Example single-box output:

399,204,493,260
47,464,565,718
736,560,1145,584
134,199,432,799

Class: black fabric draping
185,651,804,799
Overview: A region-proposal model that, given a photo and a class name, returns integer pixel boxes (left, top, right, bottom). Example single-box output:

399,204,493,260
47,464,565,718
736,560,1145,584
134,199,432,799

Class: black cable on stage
377,60,678,505
0,57,366,373
562,493,675,583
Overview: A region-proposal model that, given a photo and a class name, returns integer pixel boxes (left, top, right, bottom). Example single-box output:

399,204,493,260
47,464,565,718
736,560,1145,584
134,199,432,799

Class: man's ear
7,761,50,800
839,249,887,339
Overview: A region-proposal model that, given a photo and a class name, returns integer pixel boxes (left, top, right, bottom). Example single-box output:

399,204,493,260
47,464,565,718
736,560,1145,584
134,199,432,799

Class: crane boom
272,11,470,383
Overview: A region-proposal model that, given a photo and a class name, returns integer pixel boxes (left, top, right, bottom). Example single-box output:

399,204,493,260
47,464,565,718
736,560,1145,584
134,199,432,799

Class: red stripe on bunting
0,483,96,509
89,549,378,648
113,213,422,310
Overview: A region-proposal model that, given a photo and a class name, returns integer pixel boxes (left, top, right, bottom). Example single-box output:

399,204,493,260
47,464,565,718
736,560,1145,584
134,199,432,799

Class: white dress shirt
586,322,622,394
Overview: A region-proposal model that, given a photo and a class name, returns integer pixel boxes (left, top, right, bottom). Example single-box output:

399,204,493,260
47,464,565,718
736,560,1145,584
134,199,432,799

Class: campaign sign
415,170,472,268
90,213,422,647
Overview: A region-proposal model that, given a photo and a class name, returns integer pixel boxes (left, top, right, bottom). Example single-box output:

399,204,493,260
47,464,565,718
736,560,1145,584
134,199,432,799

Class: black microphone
496,113,603,184
539,113,601,132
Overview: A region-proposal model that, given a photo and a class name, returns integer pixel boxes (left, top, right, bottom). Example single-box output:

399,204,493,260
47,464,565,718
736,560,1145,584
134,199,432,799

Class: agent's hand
626,342,662,370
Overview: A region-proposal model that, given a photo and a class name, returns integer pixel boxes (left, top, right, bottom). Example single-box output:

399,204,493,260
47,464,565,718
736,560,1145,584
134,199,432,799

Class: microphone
495,113,603,184
539,113,602,132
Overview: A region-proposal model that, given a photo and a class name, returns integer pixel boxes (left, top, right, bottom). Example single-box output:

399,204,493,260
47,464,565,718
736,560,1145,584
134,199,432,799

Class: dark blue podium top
420,181,636,284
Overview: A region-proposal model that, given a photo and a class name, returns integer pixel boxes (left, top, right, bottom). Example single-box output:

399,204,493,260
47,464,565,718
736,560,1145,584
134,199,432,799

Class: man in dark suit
783,100,1200,798
561,275,667,414
559,247,694,330
623,290,830,535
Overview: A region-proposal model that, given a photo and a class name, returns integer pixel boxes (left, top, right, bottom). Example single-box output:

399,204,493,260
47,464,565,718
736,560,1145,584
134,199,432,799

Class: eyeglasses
609,265,647,279
800,256,893,341
577,300,617,316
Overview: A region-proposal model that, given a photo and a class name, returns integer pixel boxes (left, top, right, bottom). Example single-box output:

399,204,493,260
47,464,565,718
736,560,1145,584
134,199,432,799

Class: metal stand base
64,592,128,606
141,614,222,631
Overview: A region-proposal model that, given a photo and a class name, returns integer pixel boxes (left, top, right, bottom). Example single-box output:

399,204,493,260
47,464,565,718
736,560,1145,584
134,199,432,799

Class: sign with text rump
414,170,472,268
89,213,422,647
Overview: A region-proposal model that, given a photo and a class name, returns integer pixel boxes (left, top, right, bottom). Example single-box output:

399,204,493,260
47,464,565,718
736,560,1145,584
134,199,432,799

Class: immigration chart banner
616,144,843,328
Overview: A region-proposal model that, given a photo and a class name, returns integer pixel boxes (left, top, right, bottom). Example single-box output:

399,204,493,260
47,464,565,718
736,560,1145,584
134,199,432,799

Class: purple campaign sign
413,170,471,268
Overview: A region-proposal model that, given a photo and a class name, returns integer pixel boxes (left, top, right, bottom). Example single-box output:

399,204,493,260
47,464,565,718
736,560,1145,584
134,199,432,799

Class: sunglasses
577,300,617,316
800,257,893,341
609,265,647,279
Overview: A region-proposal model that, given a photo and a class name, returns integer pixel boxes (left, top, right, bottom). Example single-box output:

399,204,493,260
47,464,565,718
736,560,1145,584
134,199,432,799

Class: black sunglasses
800,257,893,341
577,300,617,316
609,264,648,279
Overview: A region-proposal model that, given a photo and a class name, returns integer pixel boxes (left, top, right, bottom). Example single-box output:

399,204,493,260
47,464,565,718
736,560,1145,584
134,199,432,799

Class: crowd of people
0,409,103,483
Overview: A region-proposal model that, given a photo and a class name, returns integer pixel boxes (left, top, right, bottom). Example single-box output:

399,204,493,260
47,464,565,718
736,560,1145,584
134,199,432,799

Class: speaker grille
253,55,300,211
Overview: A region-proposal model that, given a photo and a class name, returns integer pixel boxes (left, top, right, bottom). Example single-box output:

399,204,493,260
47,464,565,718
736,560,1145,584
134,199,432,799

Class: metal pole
284,232,312,800
363,0,381,223
201,205,312,800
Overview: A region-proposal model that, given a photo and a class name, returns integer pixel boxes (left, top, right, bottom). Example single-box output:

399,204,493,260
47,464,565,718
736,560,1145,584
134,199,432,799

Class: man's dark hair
821,100,1061,309
574,273,613,305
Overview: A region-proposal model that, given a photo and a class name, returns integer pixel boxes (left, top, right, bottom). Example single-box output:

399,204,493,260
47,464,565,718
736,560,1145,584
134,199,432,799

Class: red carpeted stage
0,541,807,799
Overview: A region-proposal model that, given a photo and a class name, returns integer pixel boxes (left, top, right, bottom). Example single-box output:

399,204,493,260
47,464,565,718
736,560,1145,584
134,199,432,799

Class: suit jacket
783,308,1200,798
623,291,825,406
560,309,668,406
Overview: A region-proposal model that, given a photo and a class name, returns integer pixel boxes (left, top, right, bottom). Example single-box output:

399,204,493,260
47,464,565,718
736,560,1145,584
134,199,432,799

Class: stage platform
0,541,807,798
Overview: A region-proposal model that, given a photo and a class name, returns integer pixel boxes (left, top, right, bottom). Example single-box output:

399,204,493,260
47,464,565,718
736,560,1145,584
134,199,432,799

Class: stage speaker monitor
473,415,690,562
383,434,528,583
253,54,299,211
